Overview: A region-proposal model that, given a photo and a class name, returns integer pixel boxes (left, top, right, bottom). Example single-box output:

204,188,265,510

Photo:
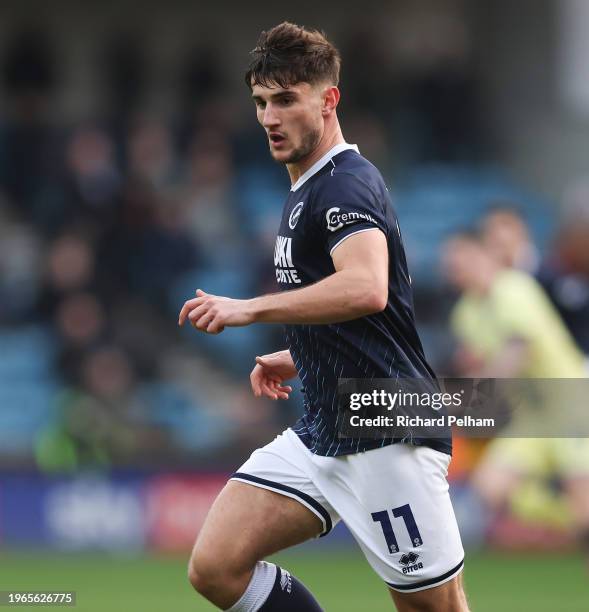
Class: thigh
193,429,338,570
193,479,323,570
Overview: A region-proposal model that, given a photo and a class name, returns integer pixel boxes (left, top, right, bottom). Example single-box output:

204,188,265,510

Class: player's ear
322,86,340,116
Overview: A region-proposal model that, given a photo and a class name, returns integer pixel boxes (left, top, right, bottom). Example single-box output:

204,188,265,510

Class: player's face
482,213,528,268
251,81,324,164
442,239,486,290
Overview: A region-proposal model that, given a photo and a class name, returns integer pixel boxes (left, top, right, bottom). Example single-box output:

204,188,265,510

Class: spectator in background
35,345,168,472
178,131,242,265
32,124,122,235
64,126,121,224
442,231,589,565
0,28,59,217
35,230,101,320
443,230,585,378
481,207,589,358
97,117,200,309
0,204,42,322
481,208,540,273
127,115,179,191
549,222,589,358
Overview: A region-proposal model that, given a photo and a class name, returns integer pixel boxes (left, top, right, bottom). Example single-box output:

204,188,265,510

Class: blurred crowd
1,22,589,513
0,21,488,472
0,29,297,471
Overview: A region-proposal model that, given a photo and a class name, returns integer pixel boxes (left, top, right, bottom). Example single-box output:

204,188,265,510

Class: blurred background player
442,231,589,565
481,206,589,361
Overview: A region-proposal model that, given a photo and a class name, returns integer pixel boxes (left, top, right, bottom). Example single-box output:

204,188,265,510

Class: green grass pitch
0,549,587,611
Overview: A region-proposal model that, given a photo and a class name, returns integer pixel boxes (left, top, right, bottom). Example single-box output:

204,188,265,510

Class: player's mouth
269,132,287,147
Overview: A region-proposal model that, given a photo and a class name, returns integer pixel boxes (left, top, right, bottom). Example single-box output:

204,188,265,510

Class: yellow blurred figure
442,231,589,550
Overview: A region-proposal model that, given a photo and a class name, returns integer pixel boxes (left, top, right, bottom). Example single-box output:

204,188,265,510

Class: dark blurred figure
33,125,122,234
35,345,168,472
98,117,199,308
65,126,122,219
127,116,179,190
177,46,225,152
104,35,146,120
482,207,589,358
340,26,393,120
54,292,108,383
392,13,481,163
179,131,241,262
34,231,110,382
0,27,60,215
0,204,42,322
36,230,99,319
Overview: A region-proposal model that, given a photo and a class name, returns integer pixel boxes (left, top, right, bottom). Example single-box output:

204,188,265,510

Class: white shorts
230,428,464,593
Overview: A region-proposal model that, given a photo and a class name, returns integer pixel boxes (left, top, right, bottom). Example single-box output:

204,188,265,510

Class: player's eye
254,100,266,109
279,97,293,106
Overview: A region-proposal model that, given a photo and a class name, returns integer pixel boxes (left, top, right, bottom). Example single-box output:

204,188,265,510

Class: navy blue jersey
274,144,451,457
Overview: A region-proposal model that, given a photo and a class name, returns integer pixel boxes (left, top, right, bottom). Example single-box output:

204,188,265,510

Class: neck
286,123,345,185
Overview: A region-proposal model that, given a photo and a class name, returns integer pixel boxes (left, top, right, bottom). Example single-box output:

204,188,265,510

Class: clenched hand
178,289,255,334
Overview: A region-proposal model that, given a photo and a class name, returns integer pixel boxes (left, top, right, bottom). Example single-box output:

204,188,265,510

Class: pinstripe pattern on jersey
275,147,451,458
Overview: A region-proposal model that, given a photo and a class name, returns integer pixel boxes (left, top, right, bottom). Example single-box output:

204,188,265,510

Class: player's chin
269,143,294,162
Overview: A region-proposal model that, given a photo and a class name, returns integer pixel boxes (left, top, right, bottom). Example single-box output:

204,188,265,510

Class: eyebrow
252,90,297,102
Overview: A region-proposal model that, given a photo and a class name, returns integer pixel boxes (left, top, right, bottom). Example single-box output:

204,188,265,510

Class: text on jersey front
274,235,301,284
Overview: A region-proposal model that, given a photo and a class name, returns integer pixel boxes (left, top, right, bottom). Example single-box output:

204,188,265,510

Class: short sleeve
310,172,388,255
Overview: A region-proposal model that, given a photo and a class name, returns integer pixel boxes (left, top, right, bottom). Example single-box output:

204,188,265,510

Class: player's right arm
250,350,296,400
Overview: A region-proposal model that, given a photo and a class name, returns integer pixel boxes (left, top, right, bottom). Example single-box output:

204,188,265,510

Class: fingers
178,289,217,325
179,290,225,334
251,367,279,399
206,318,224,334
250,367,276,399
178,290,206,325
250,365,291,400
261,380,290,400
189,303,211,325
263,379,291,400
261,380,279,400
250,366,263,397
194,311,215,332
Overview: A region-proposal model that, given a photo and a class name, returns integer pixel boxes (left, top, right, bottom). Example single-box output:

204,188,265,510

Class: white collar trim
290,143,359,192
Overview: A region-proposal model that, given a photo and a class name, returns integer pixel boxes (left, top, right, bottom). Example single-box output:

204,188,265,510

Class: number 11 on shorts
371,504,423,554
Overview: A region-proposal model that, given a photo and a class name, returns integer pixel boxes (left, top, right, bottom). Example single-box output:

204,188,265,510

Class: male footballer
179,22,467,612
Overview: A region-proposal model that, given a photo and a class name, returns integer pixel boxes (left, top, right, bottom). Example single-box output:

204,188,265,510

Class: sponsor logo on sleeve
325,206,377,232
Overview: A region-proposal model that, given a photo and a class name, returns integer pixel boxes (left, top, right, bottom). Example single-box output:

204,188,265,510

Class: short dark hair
245,22,341,90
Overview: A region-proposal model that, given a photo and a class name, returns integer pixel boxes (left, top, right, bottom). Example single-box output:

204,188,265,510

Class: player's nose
262,104,280,128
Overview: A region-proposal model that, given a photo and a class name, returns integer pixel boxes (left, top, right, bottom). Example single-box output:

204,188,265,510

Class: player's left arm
178,229,388,334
